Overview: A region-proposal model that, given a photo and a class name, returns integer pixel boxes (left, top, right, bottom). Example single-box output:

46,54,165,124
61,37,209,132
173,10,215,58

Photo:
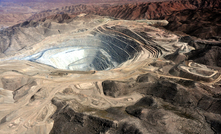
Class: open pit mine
0,1,221,133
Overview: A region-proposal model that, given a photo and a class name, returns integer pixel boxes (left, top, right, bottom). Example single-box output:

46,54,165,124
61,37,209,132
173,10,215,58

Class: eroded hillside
28,0,221,39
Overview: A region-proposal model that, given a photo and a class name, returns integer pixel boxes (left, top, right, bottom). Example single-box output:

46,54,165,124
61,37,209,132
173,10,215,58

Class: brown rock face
165,8,221,39
27,0,221,39
29,0,220,20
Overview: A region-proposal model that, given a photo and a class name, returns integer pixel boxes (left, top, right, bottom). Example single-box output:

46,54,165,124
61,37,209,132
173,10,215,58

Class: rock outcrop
27,0,221,39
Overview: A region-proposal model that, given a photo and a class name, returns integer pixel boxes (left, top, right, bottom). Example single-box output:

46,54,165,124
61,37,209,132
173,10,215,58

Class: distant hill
28,0,221,39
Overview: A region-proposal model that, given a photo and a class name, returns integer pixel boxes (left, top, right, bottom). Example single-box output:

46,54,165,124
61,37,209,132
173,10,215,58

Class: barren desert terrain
0,0,221,134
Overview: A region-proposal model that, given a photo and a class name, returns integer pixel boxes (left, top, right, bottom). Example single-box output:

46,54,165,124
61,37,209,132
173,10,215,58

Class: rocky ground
27,0,221,39
0,1,73,29
0,0,221,134
0,0,167,29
